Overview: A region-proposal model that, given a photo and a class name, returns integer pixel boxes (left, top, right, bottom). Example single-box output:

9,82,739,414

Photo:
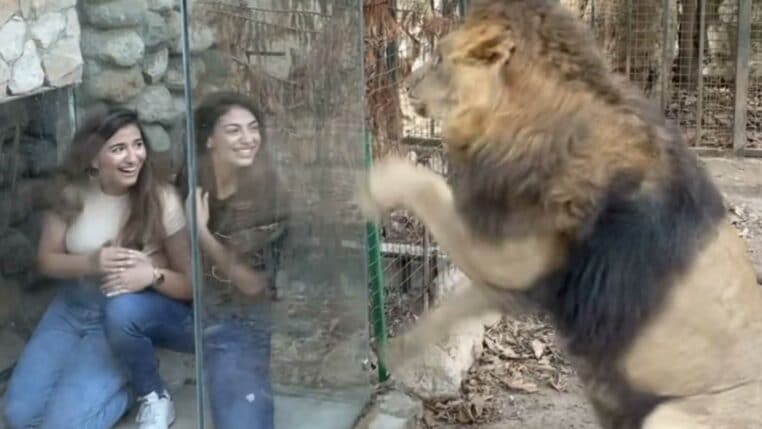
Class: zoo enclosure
363,0,762,366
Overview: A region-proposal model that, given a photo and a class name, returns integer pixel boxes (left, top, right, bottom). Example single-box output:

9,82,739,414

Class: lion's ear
463,22,515,66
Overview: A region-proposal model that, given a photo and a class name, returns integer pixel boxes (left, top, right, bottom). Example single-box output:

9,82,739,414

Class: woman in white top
2,107,192,429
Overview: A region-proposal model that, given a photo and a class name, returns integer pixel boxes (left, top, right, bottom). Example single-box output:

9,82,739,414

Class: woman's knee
3,394,41,429
104,292,156,334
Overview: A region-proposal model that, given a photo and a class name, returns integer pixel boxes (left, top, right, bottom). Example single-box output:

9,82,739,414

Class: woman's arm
199,228,268,296
37,210,99,278
152,227,194,301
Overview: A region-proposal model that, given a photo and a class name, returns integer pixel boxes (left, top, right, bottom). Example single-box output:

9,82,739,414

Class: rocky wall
0,0,83,100
74,0,228,175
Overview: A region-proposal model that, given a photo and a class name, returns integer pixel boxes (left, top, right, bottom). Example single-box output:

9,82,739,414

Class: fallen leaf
531,339,546,359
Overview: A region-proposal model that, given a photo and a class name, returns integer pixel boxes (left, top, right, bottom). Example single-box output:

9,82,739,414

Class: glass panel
0,0,201,428
183,1,370,428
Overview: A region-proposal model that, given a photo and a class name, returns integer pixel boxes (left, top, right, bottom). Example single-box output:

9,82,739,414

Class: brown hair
48,106,167,250
178,91,286,222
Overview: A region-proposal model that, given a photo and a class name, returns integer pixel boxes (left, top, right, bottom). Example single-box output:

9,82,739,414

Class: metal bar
733,0,752,154
625,0,632,78
695,0,706,146
660,0,671,111
364,132,389,382
177,0,206,427
422,229,431,312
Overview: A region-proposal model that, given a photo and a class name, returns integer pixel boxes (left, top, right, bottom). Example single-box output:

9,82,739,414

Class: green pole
364,132,389,382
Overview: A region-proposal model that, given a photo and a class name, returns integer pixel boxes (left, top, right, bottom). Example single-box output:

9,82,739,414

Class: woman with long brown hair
2,107,192,429
177,90,290,429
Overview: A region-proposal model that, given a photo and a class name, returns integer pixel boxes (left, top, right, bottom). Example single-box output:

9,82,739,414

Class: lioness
357,0,762,427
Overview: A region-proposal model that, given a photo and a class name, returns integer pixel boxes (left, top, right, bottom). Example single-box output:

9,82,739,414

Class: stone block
19,135,57,176
81,28,145,67
41,35,83,87
136,84,177,125
0,16,26,63
83,0,147,29
0,57,8,96
164,55,201,91
142,47,168,84
19,0,76,19
170,21,215,54
63,6,77,38
81,64,145,103
0,0,19,27
143,123,171,152
0,189,32,229
29,10,66,48
0,228,34,275
141,10,169,49
146,0,173,12
9,40,44,94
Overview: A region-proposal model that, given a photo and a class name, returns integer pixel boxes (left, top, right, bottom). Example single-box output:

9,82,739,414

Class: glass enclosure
0,0,370,428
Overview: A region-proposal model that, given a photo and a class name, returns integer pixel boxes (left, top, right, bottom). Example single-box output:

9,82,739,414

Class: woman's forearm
199,228,265,291
38,251,97,279
152,268,193,301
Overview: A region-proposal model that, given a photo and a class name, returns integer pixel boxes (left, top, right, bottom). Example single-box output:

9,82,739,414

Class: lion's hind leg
642,380,762,429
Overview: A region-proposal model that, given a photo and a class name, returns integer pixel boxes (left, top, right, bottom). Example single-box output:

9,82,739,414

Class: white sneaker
136,390,176,429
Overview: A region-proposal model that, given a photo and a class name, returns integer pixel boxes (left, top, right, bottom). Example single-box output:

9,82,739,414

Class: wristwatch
153,266,165,287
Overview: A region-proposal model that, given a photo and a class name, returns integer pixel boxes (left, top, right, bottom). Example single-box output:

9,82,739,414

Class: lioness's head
405,0,615,158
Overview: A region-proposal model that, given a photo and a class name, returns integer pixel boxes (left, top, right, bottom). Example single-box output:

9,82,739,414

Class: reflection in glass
176,91,287,429
187,1,370,428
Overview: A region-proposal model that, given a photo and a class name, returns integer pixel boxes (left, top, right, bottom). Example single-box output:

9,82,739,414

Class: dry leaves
422,315,574,426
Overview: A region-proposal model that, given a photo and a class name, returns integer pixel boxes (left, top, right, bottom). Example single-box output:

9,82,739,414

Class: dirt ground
419,155,762,429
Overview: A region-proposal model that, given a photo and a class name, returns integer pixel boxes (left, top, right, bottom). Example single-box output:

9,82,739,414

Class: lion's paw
355,156,429,221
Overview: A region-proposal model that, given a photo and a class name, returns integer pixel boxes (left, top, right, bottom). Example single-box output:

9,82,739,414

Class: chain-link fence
363,0,464,338
572,0,759,153
363,0,762,352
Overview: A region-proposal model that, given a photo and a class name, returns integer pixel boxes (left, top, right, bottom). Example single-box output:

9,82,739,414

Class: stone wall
0,0,83,100
74,0,225,175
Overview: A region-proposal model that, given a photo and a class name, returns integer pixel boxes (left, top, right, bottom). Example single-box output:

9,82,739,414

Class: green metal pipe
364,133,389,382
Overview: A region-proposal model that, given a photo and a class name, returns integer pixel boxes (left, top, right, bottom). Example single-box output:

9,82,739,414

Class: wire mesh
744,0,761,149
196,0,370,405
363,0,462,337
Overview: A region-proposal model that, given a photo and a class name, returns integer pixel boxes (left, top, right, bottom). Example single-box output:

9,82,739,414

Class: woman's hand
232,266,268,298
100,250,156,297
196,188,210,229
89,242,140,274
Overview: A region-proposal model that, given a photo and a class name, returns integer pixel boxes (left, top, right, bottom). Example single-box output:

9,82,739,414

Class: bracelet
152,266,165,287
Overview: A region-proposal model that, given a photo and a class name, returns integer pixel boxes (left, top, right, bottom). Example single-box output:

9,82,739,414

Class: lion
356,0,762,427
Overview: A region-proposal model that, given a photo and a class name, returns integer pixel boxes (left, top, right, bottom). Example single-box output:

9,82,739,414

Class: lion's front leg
358,157,565,291
378,277,503,374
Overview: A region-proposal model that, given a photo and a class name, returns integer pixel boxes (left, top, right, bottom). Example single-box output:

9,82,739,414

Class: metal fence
364,0,762,341
363,0,464,338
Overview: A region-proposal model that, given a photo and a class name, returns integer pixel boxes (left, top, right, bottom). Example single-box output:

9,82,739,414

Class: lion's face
406,21,514,120
404,20,516,152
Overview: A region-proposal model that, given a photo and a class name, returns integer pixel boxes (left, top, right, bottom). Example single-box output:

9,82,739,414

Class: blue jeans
104,290,274,429
3,280,131,429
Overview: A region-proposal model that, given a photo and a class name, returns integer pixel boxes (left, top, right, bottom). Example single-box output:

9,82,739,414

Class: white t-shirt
64,183,186,255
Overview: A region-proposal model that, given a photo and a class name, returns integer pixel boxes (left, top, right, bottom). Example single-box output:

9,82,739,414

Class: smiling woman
2,106,194,429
